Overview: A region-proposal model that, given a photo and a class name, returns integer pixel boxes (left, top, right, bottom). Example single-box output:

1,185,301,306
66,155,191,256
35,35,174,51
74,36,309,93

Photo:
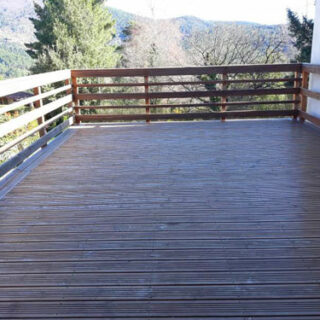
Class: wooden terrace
1,64,320,318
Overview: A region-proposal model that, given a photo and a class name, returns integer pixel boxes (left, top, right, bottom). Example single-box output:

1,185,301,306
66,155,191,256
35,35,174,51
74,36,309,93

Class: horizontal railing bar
301,88,320,101
76,88,299,101
0,84,72,115
77,100,298,110
0,108,73,155
77,78,301,88
299,110,320,126
0,95,72,138
0,117,73,178
72,64,301,78
76,110,297,122
0,70,71,98
302,63,320,75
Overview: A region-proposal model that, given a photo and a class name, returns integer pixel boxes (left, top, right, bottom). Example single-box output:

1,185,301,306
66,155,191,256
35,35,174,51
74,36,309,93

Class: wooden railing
298,63,320,126
1,63,320,179
0,70,73,178
72,64,302,122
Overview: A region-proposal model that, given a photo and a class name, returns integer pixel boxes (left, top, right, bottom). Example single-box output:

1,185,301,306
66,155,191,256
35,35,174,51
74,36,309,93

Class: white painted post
308,0,320,117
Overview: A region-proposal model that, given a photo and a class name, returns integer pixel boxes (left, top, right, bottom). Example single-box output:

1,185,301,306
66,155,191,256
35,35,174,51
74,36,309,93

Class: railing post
221,73,228,121
144,76,150,123
300,71,309,122
33,86,47,138
293,71,301,119
71,74,80,124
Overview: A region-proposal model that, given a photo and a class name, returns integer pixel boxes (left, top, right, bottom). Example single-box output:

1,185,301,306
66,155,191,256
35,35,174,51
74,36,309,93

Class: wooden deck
1,119,320,319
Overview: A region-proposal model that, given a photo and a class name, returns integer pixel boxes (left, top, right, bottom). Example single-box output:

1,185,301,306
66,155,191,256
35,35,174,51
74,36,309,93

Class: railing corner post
300,70,309,122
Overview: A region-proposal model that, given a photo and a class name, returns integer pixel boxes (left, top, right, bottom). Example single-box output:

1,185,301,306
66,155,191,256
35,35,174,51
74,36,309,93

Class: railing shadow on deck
0,63,320,179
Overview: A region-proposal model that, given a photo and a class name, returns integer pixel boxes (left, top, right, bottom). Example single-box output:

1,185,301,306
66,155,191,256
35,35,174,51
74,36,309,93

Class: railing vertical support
221,73,228,121
293,71,301,119
144,76,150,123
300,71,309,122
71,75,80,124
33,87,47,139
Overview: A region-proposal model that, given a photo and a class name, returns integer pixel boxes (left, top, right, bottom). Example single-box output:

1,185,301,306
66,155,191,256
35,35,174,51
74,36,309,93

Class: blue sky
107,0,315,24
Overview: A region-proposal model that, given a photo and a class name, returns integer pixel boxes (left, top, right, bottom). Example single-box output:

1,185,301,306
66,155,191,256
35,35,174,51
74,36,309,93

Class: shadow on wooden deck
1,119,320,319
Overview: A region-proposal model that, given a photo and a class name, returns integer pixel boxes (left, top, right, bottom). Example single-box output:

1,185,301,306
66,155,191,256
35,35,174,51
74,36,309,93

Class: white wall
308,0,320,116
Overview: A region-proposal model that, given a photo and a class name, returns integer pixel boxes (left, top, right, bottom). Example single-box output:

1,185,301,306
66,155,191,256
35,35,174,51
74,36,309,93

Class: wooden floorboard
1,119,320,318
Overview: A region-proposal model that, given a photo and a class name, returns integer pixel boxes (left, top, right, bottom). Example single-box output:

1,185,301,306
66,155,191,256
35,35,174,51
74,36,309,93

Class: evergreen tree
287,9,314,62
26,0,119,73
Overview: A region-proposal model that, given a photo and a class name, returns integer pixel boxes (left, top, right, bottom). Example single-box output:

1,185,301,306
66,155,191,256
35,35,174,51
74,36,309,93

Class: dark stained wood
1,120,320,318
76,109,297,122
300,71,309,121
299,110,320,127
72,63,301,77
302,63,320,74
77,77,301,88
76,87,299,101
76,100,298,109
301,88,320,101
144,75,150,123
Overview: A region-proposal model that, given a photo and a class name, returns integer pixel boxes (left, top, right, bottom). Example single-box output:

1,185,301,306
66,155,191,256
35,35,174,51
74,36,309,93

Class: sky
107,0,315,25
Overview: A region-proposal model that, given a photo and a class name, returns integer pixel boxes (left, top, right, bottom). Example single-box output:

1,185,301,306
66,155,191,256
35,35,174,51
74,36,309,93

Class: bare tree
187,23,293,66
121,19,187,68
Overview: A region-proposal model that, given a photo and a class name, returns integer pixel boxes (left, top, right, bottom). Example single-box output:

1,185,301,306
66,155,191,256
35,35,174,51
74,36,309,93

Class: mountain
0,1,285,78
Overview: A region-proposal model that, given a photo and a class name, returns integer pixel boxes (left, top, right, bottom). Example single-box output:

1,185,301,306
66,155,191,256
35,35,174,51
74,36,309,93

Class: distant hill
0,1,286,78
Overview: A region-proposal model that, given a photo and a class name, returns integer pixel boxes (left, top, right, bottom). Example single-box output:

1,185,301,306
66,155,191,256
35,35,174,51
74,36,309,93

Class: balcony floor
1,119,320,319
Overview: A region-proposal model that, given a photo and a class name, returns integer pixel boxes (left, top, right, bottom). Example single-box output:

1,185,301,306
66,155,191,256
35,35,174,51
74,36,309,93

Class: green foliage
26,0,120,73
287,9,314,62
0,41,33,78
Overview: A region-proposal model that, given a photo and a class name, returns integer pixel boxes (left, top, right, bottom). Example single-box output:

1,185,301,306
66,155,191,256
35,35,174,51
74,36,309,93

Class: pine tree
287,9,314,63
26,0,119,73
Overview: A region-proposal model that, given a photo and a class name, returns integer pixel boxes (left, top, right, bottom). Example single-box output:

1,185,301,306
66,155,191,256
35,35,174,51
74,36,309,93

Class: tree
186,24,291,66
120,19,187,68
185,24,294,110
287,9,314,62
26,0,119,73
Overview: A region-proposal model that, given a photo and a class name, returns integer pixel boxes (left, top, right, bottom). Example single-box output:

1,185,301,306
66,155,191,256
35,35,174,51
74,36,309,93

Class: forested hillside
0,0,294,79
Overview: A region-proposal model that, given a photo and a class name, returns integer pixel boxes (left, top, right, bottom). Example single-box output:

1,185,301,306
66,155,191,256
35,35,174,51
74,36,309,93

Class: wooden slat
0,70,71,98
1,120,320,318
77,77,301,88
1,258,319,274
0,117,73,178
301,88,320,101
0,84,71,115
0,284,319,301
0,107,73,155
76,110,297,122
293,71,301,116
72,63,301,78
0,95,72,138
302,63,320,74
0,299,319,317
33,86,46,138
77,100,298,110
2,270,320,286
300,71,309,121
299,110,320,127
76,88,299,101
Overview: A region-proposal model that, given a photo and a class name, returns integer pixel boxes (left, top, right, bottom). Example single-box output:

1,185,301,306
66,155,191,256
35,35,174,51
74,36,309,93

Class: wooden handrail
2,62,320,179
71,63,303,124
0,70,73,178
72,63,301,77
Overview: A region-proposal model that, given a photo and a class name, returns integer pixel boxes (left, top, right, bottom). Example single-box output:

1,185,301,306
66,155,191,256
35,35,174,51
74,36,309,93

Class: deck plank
1,120,320,318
